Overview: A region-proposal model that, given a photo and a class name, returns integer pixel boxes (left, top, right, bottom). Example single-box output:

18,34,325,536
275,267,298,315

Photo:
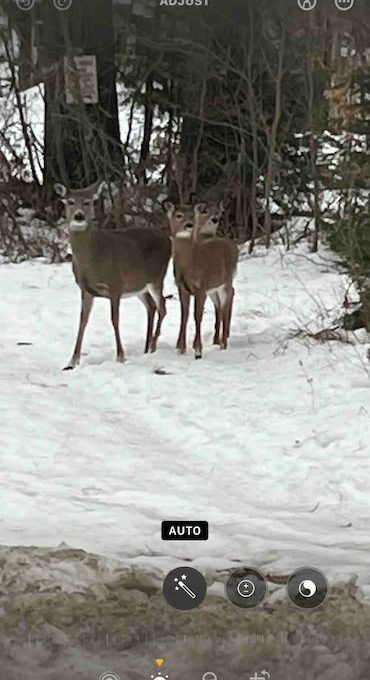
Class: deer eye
175,213,184,219
67,199,75,206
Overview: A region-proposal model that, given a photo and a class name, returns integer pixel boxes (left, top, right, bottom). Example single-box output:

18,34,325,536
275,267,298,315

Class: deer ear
194,202,208,214
95,181,108,198
53,183,66,198
96,181,106,195
162,200,175,217
220,196,231,211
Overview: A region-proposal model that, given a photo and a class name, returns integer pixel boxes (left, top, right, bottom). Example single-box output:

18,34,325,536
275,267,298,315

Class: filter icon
287,567,328,609
298,579,317,598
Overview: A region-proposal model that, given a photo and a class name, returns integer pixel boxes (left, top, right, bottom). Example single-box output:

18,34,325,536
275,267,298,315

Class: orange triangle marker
155,659,165,667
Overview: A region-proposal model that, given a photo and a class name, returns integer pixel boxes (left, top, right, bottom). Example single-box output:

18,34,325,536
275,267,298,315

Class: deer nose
211,217,219,224
74,210,85,221
185,221,193,229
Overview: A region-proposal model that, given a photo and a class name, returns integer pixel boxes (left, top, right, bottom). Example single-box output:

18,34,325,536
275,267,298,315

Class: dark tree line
0,0,370,321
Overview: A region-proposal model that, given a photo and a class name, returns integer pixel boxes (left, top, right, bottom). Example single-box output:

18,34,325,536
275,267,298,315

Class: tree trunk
41,0,122,189
137,74,154,186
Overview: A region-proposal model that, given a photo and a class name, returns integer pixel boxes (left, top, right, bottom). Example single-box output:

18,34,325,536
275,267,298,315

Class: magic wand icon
174,575,197,599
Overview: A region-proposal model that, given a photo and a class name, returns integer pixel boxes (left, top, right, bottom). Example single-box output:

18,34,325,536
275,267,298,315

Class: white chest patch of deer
70,220,88,232
175,230,192,239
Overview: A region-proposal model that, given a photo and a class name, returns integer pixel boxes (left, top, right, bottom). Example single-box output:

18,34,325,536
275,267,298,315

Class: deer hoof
63,358,79,370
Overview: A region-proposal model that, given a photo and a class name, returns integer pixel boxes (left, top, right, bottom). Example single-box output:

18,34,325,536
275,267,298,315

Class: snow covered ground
1,233,370,586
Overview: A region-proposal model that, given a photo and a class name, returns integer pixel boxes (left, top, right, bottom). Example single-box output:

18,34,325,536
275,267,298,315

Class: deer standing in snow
165,200,238,358
55,182,171,369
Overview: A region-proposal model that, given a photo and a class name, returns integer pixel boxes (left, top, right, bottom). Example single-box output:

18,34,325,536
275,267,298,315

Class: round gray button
287,567,328,609
15,0,35,9
335,0,355,10
297,0,317,10
163,566,207,610
225,567,267,608
53,0,73,9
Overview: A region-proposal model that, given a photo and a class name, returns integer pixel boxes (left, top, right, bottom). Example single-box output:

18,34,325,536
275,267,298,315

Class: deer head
193,200,225,239
162,201,195,238
54,181,105,232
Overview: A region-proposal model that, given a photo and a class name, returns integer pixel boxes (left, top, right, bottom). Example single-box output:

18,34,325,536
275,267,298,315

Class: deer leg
139,292,156,354
63,290,94,370
110,296,125,363
220,306,228,350
221,285,234,350
193,292,206,359
227,286,235,339
210,292,221,345
213,306,221,345
177,285,190,354
147,284,167,353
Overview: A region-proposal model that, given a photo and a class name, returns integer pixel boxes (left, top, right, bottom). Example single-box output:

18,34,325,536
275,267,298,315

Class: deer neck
70,221,94,267
173,231,202,274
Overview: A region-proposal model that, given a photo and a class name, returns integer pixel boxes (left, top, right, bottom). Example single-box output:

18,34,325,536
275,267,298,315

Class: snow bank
1,235,370,587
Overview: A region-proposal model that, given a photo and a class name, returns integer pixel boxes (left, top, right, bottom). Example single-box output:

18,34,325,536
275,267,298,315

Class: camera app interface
0,0,369,678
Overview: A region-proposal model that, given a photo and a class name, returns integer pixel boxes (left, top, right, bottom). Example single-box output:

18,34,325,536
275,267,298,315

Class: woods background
0,0,369,327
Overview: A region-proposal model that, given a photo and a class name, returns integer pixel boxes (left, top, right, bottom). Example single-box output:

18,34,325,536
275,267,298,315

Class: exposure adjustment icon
149,658,169,680
225,567,267,608
237,579,256,598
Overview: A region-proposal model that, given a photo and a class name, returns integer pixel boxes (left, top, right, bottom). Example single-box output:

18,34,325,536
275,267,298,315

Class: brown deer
165,200,238,359
55,182,171,369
